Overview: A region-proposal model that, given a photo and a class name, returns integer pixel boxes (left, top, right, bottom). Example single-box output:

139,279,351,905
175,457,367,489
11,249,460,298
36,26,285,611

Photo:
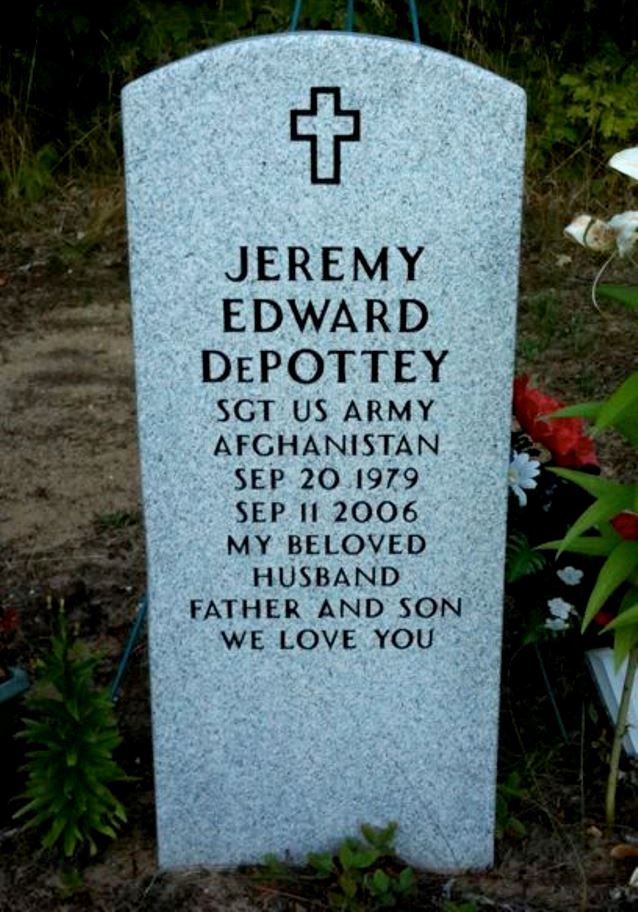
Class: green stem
606,647,638,829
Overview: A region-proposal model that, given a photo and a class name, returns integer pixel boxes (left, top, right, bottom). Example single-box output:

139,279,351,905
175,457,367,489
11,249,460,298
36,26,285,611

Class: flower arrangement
505,373,600,640
538,146,638,826
513,375,598,469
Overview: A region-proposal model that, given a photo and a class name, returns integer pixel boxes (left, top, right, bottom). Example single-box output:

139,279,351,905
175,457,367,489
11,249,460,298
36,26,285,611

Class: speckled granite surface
123,32,526,871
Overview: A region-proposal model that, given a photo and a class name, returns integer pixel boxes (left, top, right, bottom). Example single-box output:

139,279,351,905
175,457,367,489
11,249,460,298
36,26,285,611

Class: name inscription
192,243,461,652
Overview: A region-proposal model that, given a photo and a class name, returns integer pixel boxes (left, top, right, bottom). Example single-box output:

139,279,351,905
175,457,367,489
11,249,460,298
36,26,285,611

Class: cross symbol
290,87,361,185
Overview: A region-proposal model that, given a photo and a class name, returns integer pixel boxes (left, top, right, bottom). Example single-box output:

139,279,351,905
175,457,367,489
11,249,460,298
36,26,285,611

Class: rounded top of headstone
122,32,525,107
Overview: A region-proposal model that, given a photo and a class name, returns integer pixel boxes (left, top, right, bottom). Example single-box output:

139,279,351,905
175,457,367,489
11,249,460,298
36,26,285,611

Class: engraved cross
290,87,361,185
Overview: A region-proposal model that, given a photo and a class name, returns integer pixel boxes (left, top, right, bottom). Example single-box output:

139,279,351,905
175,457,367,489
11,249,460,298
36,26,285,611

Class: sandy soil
0,295,138,551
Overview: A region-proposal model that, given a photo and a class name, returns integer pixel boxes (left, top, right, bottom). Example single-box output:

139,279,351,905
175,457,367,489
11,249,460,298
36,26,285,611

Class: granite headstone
123,32,526,870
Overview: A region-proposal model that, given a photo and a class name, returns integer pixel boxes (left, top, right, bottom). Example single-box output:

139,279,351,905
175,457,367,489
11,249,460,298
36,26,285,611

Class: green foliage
94,510,140,530
598,284,638,313
0,140,59,202
540,463,638,668
14,614,127,858
263,822,416,911
506,532,547,583
442,903,478,912
57,864,86,896
527,291,562,345
542,49,638,159
2,0,637,197
550,372,638,447
495,772,528,840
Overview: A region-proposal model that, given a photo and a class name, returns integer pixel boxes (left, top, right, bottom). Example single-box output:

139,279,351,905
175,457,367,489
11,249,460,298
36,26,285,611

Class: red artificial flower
593,609,616,627
513,375,598,469
611,512,638,541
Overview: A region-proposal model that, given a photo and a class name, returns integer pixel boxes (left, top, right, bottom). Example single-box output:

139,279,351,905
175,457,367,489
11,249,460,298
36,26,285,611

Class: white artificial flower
564,214,616,252
608,211,638,256
545,617,569,632
564,211,638,257
556,566,584,586
508,451,541,507
609,147,638,181
547,597,575,620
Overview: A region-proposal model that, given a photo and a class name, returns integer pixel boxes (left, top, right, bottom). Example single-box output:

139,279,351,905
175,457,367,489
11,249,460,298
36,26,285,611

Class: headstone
123,32,525,871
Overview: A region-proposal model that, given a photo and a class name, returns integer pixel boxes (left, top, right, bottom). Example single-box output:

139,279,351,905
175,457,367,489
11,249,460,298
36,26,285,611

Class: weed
94,510,139,530
14,610,127,857
261,822,416,910
516,336,543,366
528,291,562,344
543,50,638,163
506,532,547,584
495,771,528,840
0,103,58,202
567,311,592,358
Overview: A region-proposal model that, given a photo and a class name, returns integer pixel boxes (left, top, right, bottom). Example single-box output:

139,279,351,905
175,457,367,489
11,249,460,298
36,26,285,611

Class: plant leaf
582,541,638,630
552,487,636,554
547,401,602,420
351,849,379,869
605,602,638,630
398,866,415,891
307,851,333,877
538,535,615,556
370,869,390,894
549,467,625,499
613,625,638,669
506,533,546,582
594,372,638,445
598,283,638,311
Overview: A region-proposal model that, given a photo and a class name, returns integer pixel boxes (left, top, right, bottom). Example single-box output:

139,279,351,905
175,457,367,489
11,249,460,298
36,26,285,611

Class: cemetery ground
1,182,637,912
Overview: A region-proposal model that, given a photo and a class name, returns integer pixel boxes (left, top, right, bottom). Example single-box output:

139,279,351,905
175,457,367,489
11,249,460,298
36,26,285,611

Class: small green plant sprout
495,771,528,840
94,510,139,530
14,610,127,857
308,822,415,911
505,531,547,584
262,822,415,911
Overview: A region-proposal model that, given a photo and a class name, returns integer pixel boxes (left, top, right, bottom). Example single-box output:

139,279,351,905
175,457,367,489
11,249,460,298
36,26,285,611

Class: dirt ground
0,186,637,911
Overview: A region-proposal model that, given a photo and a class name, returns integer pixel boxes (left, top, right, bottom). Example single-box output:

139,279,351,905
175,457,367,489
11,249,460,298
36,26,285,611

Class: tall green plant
539,394,638,828
15,611,127,857
541,145,638,827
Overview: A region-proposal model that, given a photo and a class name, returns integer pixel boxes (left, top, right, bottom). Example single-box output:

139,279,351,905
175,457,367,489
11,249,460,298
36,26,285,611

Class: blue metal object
407,0,421,43
289,0,303,30
0,667,30,704
110,596,148,703
290,0,420,42
346,0,355,32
